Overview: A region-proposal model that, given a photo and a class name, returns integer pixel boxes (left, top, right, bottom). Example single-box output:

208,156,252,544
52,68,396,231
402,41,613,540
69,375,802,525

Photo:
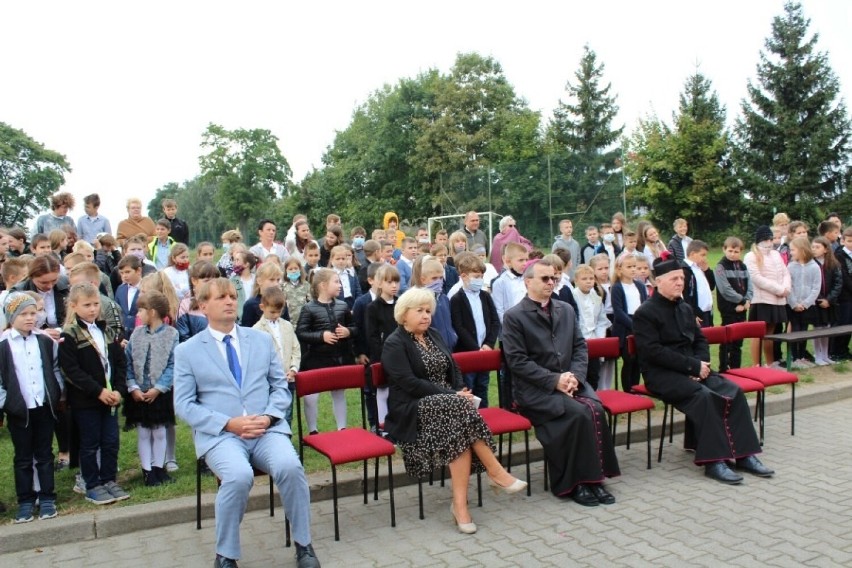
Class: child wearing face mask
449,253,499,407
282,257,311,324
412,256,458,351
350,227,368,268
599,223,622,280
744,225,791,368
161,243,191,301
228,250,257,322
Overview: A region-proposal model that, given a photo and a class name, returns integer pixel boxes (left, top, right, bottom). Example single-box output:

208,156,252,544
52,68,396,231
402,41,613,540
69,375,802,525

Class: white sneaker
165,461,179,472
799,359,816,368
769,361,785,370
72,473,86,495
813,358,828,366
825,357,836,365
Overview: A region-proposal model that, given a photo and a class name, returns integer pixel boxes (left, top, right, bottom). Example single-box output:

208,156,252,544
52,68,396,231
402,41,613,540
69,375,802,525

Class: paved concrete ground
4,396,852,567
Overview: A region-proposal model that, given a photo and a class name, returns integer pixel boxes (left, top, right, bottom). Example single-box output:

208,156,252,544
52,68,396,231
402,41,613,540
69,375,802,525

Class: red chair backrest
295,364,367,398
452,349,502,374
369,362,386,388
586,337,620,359
726,321,766,343
701,326,727,345
627,335,637,356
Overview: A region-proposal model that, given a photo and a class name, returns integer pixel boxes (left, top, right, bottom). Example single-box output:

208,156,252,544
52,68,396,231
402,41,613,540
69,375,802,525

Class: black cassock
633,293,761,463
502,297,620,496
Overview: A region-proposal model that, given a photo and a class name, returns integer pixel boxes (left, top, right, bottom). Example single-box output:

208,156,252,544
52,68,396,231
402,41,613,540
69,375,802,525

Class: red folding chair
452,349,533,497
295,364,396,541
724,321,799,435
588,337,654,470
702,325,765,443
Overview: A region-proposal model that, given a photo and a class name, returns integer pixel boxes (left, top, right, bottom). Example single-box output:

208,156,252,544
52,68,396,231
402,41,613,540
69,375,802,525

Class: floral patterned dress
398,332,495,479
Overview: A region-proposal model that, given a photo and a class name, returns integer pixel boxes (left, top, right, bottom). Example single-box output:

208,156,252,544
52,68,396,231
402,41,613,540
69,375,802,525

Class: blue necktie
223,335,242,387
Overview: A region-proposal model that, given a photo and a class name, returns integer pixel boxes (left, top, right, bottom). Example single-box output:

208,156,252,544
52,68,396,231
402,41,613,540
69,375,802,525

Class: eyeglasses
536,276,559,283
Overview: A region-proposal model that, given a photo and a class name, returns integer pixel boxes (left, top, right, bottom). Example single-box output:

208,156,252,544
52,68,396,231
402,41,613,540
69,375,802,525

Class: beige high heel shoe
489,476,528,496
450,503,477,534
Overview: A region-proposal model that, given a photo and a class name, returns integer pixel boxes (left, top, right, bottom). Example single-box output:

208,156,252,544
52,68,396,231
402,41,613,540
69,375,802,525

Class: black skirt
123,389,175,429
749,303,787,325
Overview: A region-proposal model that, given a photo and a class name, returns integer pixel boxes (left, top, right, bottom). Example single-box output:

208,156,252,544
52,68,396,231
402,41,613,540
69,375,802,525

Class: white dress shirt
7,330,45,408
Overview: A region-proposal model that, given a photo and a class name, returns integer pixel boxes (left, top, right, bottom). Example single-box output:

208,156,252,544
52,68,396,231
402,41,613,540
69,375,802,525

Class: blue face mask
287,271,301,283
467,277,484,293
352,236,365,248
426,278,444,294
222,242,231,252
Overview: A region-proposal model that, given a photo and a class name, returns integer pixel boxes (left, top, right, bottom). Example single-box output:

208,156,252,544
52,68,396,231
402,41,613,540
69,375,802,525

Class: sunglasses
535,275,559,283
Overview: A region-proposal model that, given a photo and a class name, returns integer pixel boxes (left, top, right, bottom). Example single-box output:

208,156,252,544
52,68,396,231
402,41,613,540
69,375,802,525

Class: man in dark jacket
633,254,775,484
502,259,620,506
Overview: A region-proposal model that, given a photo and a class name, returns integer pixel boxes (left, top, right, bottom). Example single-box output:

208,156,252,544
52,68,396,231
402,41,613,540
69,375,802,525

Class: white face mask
603,233,616,243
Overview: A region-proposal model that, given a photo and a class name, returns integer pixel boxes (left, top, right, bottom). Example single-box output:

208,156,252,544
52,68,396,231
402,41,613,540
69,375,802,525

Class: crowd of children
0,193,848,525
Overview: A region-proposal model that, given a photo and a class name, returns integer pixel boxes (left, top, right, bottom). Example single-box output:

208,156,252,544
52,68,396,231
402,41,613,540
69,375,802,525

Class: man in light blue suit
174,278,320,568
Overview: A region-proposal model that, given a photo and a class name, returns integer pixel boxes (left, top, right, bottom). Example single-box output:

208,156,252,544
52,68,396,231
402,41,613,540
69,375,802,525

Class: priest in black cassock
502,259,620,506
633,252,775,484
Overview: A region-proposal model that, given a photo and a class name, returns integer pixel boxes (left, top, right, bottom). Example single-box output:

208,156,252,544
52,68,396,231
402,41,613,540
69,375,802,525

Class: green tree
292,54,541,234
626,73,739,238
0,122,71,228
734,1,851,225
547,45,624,226
199,124,293,236
147,182,180,220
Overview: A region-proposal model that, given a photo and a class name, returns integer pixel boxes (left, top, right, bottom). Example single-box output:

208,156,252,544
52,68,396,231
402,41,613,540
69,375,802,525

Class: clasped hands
225,415,273,439
556,372,579,397
691,361,712,382
323,324,351,344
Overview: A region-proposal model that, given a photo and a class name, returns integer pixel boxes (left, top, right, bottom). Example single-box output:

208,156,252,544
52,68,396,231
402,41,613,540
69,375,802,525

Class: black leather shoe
736,456,774,477
213,555,238,568
570,484,599,507
295,542,321,568
704,461,743,484
589,484,615,505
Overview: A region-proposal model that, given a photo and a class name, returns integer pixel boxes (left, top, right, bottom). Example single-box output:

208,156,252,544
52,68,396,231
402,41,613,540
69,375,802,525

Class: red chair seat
479,407,532,436
725,367,798,387
597,390,655,414
303,428,396,466
720,373,765,393
631,384,651,396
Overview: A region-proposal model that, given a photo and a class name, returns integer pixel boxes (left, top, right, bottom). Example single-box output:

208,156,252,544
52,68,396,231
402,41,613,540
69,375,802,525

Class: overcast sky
3,0,850,231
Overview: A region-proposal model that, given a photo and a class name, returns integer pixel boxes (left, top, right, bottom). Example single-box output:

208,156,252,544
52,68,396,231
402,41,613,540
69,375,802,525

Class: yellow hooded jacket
382,211,406,249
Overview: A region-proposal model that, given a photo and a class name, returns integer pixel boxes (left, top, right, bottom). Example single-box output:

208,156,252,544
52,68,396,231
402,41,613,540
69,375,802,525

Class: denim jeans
73,406,119,490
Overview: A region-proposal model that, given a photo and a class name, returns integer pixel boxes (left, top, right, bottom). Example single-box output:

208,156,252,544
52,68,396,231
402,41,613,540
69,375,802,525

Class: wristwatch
264,414,280,427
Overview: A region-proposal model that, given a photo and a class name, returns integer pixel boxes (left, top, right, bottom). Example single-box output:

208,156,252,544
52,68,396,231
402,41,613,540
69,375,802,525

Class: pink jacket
744,249,791,306
491,228,533,273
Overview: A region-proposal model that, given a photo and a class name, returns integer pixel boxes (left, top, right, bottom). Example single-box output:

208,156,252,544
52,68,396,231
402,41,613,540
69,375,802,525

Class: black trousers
7,406,57,504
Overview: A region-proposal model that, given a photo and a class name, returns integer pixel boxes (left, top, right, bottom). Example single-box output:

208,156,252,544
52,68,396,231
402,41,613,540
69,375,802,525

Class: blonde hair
65,283,100,326
168,243,189,267
588,253,610,271
221,229,243,243
72,240,95,255
612,252,638,284
126,197,143,209
48,229,67,251
789,236,813,263
541,253,564,273
140,272,179,322
412,256,443,287
252,262,284,296
394,287,436,325
573,264,594,280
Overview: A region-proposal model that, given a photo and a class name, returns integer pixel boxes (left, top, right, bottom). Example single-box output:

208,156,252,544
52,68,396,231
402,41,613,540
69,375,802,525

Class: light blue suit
174,326,311,559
